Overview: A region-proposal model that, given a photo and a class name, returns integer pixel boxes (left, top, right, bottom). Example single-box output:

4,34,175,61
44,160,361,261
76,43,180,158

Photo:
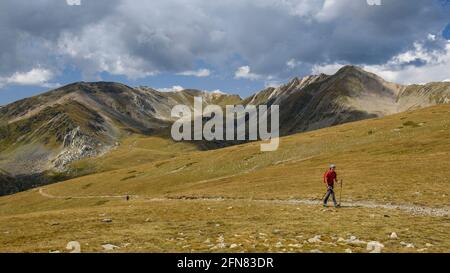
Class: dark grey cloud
0,0,449,85
0,0,119,76
225,0,450,77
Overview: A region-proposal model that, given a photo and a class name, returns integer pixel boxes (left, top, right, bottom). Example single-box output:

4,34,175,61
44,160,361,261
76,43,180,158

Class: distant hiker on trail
323,164,340,207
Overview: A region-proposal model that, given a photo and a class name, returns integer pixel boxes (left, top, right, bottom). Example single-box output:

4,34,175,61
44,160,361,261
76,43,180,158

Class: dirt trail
38,188,449,217
38,188,133,199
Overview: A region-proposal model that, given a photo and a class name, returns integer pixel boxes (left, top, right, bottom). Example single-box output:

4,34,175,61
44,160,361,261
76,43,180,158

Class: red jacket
323,170,337,186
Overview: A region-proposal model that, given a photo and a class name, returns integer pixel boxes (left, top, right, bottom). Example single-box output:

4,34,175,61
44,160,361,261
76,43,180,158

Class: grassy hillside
0,104,449,253
1,69,448,191
16,104,450,206
66,134,201,176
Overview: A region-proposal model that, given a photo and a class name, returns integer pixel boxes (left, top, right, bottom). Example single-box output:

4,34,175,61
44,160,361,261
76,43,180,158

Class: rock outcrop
0,66,449,195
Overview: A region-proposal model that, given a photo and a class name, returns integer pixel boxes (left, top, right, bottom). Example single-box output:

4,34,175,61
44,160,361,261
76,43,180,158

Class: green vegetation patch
403,121,421,128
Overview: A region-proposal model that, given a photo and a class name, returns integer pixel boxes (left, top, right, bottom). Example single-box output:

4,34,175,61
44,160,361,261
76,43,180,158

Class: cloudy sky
0,0,449,104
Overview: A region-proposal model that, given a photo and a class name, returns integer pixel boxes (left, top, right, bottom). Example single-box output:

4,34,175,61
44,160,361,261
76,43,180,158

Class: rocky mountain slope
0,66,449,195
244,66,450,135
1,104,449,252
0,82,241,178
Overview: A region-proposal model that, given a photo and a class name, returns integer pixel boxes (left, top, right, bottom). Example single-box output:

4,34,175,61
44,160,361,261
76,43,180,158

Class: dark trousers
324,186,337,206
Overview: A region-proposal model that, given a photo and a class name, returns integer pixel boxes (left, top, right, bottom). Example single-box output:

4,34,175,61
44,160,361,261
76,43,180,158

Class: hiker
323,164,340,207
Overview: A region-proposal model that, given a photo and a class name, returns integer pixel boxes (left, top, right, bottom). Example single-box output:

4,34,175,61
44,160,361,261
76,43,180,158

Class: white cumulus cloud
66,0,81,6
287,59,301,69
312,38,450,85
362,40,450,84
177,69,211,77
0,0,449,89
312,63,345,75
234,66,261,80
0,68,59,88
157,85,185,92
208,89,226,95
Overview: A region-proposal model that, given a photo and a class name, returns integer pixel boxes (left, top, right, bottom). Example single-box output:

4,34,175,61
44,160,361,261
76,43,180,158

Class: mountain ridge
0,65,449,195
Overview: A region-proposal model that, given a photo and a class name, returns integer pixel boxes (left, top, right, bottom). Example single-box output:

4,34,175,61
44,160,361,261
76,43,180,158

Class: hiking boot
335,204,341,208
323,204,327,208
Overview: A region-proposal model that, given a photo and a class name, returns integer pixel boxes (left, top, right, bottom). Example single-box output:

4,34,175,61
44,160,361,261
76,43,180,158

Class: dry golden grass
17,104,450,206
68,134,199,175
0,198,448,253
1,104,449,252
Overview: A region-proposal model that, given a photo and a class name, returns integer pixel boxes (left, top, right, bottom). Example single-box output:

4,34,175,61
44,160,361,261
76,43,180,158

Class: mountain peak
334,65,389,83
336,65,367,75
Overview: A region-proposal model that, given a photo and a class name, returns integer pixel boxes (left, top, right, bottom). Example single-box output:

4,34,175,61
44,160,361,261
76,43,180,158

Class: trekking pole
321,190,327,201
321,182,329,201
338,179,343,206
